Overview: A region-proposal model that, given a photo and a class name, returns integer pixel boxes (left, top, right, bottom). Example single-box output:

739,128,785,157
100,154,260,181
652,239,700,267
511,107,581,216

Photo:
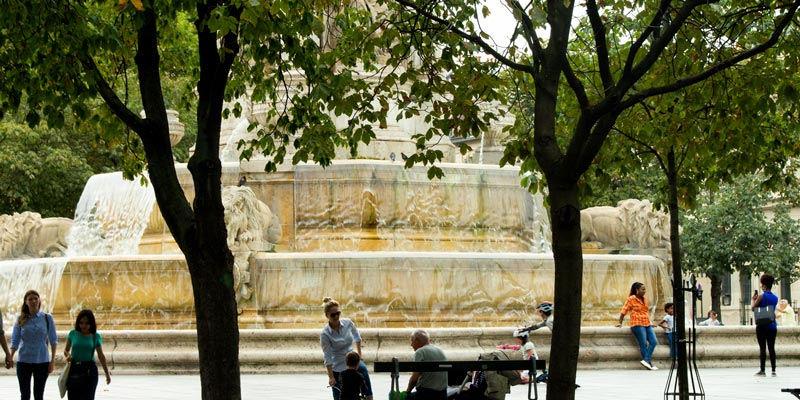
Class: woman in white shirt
320,297,373,400
776,299,796,326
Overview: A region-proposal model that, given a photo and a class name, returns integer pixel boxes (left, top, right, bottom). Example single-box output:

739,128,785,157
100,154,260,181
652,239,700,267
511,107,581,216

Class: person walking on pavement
617,282,658,370
10,289,58,400
63,309,111,400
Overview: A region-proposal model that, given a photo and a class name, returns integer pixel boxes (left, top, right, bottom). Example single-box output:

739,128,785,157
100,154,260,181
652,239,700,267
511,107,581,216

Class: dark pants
16,362,49,400
756,325,777,372
331,360,373,400
406,387,448,400
67,362,99,400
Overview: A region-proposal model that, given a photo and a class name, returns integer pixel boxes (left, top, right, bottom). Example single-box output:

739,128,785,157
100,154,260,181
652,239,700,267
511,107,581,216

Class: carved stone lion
222,186,281,306
0,212,72,260
580,199,670,249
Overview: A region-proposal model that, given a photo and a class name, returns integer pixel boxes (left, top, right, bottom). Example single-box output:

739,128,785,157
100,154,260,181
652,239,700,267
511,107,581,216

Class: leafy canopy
683,175,800,281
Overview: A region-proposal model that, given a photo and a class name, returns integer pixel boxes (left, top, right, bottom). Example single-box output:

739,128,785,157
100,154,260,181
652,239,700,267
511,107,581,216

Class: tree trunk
88,3,245,399
545,182,582,400
184,143,241,399
667,149,689,400
709,274,723,324
140,122,241,400
739,274,751,325
186,249,241,400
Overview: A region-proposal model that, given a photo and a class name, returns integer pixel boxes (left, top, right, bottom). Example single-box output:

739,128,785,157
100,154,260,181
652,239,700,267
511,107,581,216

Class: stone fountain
0,100,672,333
0,10,672,331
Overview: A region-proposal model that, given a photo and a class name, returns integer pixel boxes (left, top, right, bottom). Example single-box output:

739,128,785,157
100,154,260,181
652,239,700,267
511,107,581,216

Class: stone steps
3,326,798,375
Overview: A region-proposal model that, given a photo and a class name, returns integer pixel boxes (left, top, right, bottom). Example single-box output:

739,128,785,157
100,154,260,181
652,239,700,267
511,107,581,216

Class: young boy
658,303,677,364
340,351,369,400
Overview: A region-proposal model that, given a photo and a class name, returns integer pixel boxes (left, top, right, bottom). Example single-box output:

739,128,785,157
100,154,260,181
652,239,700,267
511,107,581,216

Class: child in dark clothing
340,351,368,400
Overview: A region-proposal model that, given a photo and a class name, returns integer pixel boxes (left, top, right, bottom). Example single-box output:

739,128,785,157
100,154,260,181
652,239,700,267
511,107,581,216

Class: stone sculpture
222,186,281,307
0,212,72,259
580,199,670,249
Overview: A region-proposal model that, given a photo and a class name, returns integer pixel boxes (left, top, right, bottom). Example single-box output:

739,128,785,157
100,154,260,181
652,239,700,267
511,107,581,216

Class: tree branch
135,8,168,128
585,0,613,91
561,52,589,109
620,2,800,109
572,110,621,176
622,0,673,79
194,1,241,161
391,0,536,74
508,0,545,71
78,54,144,133
618,0,703,95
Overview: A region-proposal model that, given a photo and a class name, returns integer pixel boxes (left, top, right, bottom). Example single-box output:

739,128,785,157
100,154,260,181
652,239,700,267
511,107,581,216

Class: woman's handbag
57,361,70,398
754,304,776,326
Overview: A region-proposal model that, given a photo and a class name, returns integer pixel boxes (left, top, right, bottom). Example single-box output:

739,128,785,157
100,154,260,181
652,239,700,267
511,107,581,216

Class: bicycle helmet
536,301,553,313
513,329,529,338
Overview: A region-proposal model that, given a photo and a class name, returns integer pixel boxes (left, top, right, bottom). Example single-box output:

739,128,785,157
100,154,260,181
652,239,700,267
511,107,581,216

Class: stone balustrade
3,326,798,375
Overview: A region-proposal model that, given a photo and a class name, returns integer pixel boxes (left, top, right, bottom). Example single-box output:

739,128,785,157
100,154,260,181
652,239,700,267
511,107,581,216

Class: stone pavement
1,367,798,399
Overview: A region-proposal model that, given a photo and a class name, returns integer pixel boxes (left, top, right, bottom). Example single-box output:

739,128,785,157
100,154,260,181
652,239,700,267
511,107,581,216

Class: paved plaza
0,367,798,399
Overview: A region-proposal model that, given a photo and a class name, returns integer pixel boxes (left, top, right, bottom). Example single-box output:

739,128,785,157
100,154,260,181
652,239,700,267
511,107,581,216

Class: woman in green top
63,310,110,400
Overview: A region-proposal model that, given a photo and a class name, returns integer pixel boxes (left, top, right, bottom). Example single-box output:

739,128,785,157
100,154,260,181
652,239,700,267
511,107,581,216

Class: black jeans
16,362,49,400
756,325,777,372
67,362,99,400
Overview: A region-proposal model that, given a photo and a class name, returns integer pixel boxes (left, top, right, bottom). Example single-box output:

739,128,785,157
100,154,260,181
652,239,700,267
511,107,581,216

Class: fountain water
66,172,156,257
0,258,67,324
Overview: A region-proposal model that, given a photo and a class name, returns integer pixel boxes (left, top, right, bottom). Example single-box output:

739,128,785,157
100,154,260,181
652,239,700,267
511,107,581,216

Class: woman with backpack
751,274,779,377
10,289,58,400
63,309,111,399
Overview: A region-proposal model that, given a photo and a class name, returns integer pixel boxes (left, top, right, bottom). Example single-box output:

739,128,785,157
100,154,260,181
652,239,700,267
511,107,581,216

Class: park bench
374,357,547,400
782,388,800,399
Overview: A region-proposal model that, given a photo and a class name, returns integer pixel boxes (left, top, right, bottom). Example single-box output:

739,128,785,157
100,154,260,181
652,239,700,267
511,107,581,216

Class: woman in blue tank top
751,274,779,377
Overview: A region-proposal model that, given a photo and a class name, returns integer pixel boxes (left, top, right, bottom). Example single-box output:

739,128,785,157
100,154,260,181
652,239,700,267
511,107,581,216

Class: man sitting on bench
406,329,448,400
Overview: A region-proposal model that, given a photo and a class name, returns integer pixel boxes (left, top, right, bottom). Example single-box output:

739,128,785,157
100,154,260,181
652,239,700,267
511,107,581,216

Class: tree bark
709,274,722,324
137,84,242,400
184,239,241,400
739,274,751,325
667,149,689,400
545,183,582,400
126,4,243,399
185,153,240,400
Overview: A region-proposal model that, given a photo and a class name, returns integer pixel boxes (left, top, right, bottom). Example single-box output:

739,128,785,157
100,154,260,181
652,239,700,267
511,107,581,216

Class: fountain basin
1,253,669,330
139,161,553,255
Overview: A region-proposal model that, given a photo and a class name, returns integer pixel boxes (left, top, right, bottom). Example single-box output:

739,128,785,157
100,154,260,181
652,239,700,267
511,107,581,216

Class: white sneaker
649,363,659,371
640,360,650,369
